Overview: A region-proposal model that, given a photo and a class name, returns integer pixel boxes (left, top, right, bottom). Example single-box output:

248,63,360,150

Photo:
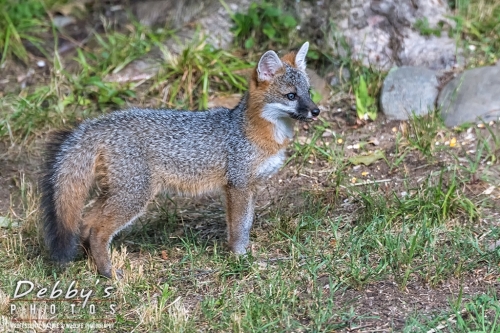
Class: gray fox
41,42,320,278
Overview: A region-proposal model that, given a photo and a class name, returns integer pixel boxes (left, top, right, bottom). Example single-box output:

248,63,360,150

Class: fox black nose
311,108,320,117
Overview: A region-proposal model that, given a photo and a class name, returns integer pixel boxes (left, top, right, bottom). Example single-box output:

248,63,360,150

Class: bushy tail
40,129,97,264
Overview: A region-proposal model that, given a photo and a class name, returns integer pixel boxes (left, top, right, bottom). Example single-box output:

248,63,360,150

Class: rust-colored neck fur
245,70,284,155
245,52,297,155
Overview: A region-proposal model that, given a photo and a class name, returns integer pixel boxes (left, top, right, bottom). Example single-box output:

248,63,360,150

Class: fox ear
257,50,283,82
295,41,309,72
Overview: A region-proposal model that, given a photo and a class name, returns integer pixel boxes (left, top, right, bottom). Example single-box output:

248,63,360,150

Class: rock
52,15,76,28
207,94,242,109
295,0,460,71
380,66,439,120
104,58,162,83
438,66,500,127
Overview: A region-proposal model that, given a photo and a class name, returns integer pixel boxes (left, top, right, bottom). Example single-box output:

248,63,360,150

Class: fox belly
156,166,228,196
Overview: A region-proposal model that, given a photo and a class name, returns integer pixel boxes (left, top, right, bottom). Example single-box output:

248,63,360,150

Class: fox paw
229,243,249,255
99,268,123,280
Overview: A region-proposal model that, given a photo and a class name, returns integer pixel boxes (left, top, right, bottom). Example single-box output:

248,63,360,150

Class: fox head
250,42,320,124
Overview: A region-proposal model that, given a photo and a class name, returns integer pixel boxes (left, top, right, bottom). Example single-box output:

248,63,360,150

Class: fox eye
286,93,296,101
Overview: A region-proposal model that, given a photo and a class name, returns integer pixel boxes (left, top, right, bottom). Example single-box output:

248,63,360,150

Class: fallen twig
340,179,392,188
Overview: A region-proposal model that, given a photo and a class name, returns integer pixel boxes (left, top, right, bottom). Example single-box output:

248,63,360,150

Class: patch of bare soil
334,277,500,332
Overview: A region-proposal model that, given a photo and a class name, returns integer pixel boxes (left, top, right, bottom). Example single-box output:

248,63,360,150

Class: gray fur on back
56,94,259,196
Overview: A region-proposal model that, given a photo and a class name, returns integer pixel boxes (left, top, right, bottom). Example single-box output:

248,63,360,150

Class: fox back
40,42,320,278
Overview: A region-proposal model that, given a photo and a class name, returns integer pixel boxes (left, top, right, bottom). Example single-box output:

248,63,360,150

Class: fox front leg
224,186,255,254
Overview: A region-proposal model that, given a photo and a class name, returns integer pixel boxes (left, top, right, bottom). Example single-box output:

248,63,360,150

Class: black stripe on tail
40,129,79,264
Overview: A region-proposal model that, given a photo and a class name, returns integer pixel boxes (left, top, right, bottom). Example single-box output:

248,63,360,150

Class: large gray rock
380,66,439,120
295,0,459,71
438,66,500,127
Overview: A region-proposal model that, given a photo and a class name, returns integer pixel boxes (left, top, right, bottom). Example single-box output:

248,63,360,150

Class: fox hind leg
86,195,149,278
84,174,152,278
80,196,107,255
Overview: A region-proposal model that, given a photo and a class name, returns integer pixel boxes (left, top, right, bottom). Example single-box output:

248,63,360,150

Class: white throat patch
261,103,295,144
256,149,286,179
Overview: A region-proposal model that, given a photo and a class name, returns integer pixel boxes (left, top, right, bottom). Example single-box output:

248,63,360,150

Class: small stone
381,66,439,120
36,60,46,68
487,240,500,251
297,136,310,145
105,59,162,83
321,129,335,138
483,186,495,195
52,15,76,28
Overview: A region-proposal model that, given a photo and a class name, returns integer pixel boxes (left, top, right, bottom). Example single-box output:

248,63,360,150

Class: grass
225,0,298,50
149,37,253,110
0,0,51,65
404,292,500,332
0,27,252,142
1,158,497,330
350,170,482,288
0,20,164,141
0,0,499,332
450,0,500,66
